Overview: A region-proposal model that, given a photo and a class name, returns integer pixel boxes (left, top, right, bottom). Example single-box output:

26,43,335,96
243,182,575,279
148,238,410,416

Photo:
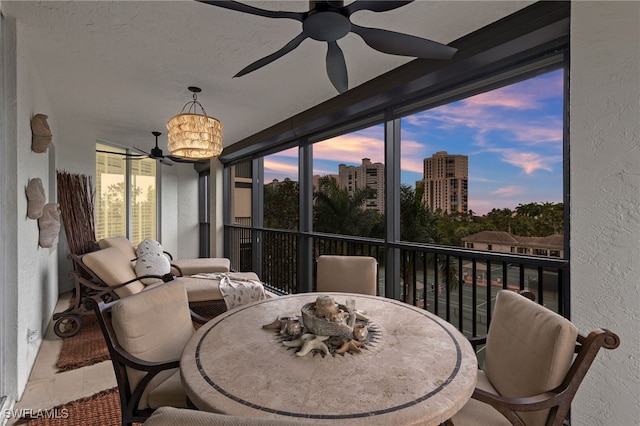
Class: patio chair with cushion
82,245,264,303
446,289,620,426
52,245,265,338
316,255,378,296
88,281,206,426
98,236,231,275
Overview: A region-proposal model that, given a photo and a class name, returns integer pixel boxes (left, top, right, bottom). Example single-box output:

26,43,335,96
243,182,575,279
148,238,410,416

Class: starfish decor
283,333,330,357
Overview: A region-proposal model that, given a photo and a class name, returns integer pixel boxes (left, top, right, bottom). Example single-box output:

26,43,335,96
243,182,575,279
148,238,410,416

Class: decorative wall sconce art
31,114,53,153
38,203,61,248
26,178,46,219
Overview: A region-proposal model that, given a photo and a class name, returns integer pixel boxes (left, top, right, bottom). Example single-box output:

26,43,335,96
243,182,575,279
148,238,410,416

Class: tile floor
6,292,116,426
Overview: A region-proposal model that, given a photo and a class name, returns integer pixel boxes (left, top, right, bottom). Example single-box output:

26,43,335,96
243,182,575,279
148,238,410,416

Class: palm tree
398,183,444,304
313,176,382,238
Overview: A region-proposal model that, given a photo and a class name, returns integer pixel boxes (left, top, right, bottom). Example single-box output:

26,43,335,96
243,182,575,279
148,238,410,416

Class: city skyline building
422,151,468,214
338,158,385,212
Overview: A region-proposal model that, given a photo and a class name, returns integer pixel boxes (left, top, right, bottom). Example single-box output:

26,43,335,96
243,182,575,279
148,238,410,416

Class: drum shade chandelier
166,86,223,159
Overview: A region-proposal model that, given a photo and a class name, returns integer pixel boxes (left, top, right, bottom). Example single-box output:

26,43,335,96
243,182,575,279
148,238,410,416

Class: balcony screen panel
399,69,565,259
263,148,298,231
312,124,384,239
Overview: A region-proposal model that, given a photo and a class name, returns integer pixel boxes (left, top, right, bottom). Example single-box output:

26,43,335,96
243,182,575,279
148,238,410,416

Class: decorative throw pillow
136,238,164,258
134,252,171,284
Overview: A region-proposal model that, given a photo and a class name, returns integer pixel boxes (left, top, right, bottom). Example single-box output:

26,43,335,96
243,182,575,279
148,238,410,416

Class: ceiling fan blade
351,24,457,60
235,33,308,78
326,41,348,94
159,157,174,166
96,149,146,158
345,1,414,15
167,155,206,164
133,147,152,156
197,1,305,21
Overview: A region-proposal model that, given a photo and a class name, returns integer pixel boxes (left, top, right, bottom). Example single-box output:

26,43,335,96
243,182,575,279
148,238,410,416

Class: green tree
400,183,439,243
264,178,299,230
313,176,382,238
398,183,453,302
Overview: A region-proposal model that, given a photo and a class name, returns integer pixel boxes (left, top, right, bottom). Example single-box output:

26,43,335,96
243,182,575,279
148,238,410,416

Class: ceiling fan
199,0,458,93
96,132,205,166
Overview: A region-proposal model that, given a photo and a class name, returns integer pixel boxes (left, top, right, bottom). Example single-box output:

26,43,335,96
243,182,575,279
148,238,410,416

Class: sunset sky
264,69,564,215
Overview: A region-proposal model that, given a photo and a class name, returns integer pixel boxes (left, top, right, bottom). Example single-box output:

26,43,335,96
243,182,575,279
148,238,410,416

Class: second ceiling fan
97,132,205,166
200,0,458,93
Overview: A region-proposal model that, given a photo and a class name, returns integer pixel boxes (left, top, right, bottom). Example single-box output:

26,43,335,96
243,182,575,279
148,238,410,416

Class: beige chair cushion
450,370,511,426
98,236,137,260
147,370,188,409
316,255,377,295
173,257,231,274
483,289,578,426
111,281,195,409
83,247,145,297
144,406,316,426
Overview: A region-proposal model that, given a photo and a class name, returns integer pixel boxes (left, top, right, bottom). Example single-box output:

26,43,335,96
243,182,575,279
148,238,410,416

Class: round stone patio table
180,292,477,425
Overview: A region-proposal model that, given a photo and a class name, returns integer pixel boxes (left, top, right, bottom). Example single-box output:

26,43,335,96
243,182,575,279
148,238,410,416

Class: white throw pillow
134,252,171,284
136,238,164,258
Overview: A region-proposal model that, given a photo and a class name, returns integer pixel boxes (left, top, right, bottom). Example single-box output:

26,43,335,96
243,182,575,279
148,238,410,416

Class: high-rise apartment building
338,158,385,212
422,151,468,214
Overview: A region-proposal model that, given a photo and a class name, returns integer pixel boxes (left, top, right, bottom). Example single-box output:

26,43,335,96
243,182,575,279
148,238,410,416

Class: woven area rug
15,387,142,426
55,313,110,373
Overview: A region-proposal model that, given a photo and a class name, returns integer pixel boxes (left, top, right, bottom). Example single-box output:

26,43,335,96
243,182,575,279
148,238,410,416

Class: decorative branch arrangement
56,171,97,255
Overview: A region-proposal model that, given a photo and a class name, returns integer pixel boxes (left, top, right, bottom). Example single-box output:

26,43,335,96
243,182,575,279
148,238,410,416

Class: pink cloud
490,185,524,197
400,139,427,173
264,158,298,181
468,198,496,216
499,150,559,174
466,90,536,110
313,134,384,164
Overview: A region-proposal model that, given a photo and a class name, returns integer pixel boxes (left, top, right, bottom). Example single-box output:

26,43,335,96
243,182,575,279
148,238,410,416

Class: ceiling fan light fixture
167,87,223,159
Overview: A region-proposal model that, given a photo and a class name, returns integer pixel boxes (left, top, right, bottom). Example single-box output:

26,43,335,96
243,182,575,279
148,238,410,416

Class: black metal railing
225,225,569,339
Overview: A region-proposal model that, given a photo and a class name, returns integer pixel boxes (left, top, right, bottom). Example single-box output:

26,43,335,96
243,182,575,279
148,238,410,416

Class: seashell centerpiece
301,295,356,338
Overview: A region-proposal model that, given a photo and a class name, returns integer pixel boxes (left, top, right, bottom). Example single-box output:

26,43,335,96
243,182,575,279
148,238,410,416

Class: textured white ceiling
2,1,533,152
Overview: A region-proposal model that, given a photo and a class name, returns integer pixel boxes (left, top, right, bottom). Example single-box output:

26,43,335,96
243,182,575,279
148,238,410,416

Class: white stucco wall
160,165,178,254
176,164,200,259
159,163,200,260
570,2,640,425
12,21,59,398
